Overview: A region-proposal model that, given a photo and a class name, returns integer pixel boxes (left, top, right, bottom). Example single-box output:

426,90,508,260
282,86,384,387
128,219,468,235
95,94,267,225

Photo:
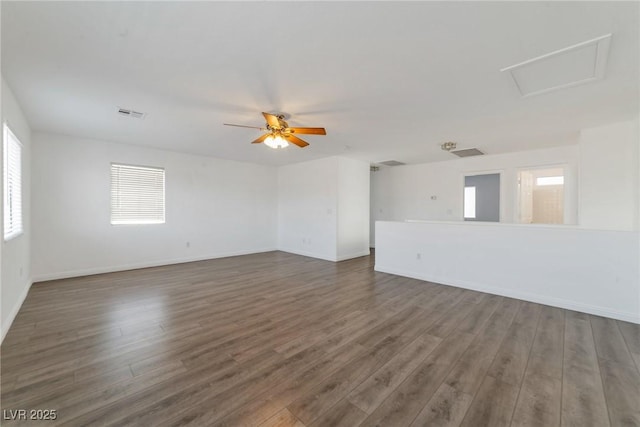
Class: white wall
371,119,640,238
370,145,579,246
370,167,393,248
1,78,32,341
337,157,370,260
371,119,640,323
31,132,278,281
579,120,639,231
278,156,370,261
376,221,640,323
277,157,338,261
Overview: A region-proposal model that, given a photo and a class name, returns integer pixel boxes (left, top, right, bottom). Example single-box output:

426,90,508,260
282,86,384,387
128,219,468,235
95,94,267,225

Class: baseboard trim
375,264,640,324
1,277,33,343
277,247,337,262
278,248,371,263
32,248,278,283
336,250,371,261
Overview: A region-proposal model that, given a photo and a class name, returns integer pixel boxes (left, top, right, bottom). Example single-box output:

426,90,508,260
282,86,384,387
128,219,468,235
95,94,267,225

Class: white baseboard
32,247,278,283
375,264,640,325
278,248,371,263
1,277,33,343
336,250,371,261
277,247,337,262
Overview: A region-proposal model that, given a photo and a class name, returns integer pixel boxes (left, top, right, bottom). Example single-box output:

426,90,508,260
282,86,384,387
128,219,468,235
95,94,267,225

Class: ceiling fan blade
251,134,270,144
284,134,310,148
287,127,326,135
224,123,266,130
262,112,281,129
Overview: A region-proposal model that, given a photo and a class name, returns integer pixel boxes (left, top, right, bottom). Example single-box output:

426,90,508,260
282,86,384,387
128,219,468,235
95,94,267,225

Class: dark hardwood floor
1,251,639,426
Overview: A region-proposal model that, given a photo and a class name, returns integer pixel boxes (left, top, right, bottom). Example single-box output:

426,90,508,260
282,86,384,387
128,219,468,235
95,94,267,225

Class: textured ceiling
2,1,638,166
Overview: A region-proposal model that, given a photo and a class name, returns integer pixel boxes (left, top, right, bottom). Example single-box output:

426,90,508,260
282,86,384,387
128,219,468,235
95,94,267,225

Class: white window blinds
3,124,23,240
110,163,165,225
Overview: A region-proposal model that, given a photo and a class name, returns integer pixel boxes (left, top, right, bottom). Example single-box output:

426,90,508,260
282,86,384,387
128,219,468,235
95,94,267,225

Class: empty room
1,1,639,426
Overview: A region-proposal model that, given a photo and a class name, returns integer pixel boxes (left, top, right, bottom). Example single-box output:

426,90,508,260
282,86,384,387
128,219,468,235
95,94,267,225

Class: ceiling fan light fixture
224,112,324,148
264,134,289,149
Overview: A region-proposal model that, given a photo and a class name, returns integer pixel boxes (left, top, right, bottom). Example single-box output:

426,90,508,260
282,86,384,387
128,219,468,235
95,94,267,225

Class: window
536,176,564,186
463,186,476,219
3,124,23,240
111,163,165,225
518,167,565,224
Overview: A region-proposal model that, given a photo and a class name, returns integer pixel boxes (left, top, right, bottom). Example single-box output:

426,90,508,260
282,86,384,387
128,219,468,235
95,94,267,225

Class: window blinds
3,124,23,240
110,163,165,225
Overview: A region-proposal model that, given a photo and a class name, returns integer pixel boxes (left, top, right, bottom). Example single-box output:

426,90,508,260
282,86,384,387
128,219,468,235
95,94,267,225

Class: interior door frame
515,163,569,225
460,169,505,222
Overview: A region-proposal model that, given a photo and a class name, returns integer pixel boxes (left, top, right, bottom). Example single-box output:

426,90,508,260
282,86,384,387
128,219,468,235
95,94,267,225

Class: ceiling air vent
117,107,146,119
451,148,484,158
379,160,406,166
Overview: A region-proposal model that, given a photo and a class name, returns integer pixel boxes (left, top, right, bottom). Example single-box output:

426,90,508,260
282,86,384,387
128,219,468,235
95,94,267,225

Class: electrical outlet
416,253,421,260
186,241,190,248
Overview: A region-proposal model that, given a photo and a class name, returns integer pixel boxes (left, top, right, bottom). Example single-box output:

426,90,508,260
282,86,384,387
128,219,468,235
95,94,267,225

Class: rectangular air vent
379,160,406,166
452,148,484,158
117,107,146,119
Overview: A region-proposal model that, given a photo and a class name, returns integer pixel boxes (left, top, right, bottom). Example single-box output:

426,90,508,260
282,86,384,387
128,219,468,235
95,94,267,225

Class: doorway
463,173,500,222
518,167,565,224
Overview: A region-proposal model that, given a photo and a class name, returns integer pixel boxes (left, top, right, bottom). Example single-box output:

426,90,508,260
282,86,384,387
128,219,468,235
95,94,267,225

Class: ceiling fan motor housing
270,114,288,129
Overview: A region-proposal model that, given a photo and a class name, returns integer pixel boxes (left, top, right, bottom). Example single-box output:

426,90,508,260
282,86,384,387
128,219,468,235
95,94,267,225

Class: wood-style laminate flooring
1,251,639,426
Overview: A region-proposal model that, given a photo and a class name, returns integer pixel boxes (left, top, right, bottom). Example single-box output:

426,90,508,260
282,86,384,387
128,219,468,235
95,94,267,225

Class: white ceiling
2,1,638,166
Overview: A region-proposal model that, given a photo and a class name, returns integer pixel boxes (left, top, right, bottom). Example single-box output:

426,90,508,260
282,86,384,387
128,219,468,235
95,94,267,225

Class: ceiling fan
224,112,326,149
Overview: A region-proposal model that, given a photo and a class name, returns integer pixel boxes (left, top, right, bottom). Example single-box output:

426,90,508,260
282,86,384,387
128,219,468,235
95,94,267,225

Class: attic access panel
501,34,612,97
